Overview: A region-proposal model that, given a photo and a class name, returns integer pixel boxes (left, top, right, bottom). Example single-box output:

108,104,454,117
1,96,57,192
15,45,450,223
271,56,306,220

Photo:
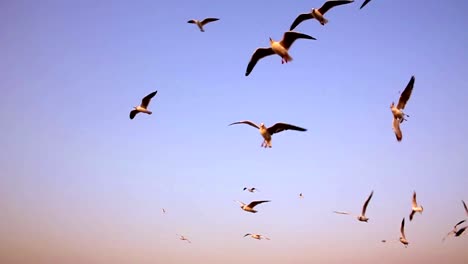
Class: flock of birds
126,0,468,248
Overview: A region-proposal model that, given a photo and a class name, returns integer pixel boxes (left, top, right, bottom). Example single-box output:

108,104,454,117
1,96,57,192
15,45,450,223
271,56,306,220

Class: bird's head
420,206,424,213
390,102,394,108
260,122,266,128
269,37,273,44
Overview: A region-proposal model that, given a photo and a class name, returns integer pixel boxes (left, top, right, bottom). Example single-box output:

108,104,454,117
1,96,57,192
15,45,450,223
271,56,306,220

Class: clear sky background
1,0,467,263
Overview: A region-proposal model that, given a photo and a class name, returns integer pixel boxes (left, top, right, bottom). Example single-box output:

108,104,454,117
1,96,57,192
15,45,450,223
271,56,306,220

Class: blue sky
1,0,467,263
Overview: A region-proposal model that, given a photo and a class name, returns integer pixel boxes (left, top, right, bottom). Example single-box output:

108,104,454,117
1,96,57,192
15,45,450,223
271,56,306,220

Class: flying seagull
289,0,354,30
229,120,307,148
442,220,467,242
187,18,219,32
334,190,374,222
360,0,372,9
129,91,157,119
245,31,316,76
455,226,468,237
177,234,191,243
391,76,415,141
243,187,258,193
399,218,409,247
409,191,424,221
244,233,270,240
235,200,271,213
463,200,468,216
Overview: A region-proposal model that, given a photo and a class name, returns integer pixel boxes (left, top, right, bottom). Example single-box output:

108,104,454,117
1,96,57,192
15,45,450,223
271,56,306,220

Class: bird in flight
229,120,307,148
177,234,191,243
299,193,304,198
243,187,259,193
463,200,468,216
235,200,271,213
391,76,415,141
289,0,354,30
360,0,373,9
334,190,374,222
442,220,466,242
409,191,424,221
187,18,219,32
129,91,158,120
162,208,166,214
245,31,316,76
244,233,270,240
399,218,409,248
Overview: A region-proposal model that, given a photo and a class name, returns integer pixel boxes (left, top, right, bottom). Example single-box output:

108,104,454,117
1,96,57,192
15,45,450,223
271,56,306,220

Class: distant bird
391,76,415,141
235,200,271,213
399,218,409,247
244,233,270,240
243,187,258,193
455,226,468,237
245,31,316,76
443,220,467,242
299,193,304,198
289,0,354,29
177,234,191,243
409,191,424,221
129,91,157,119
360,0,372,9
187,18,219,32
463,200,468,216
229,120,307,148
162,208,166,214
334,190,374,222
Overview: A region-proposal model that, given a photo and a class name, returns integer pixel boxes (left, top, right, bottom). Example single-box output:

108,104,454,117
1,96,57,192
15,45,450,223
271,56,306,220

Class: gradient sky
1,0,467,263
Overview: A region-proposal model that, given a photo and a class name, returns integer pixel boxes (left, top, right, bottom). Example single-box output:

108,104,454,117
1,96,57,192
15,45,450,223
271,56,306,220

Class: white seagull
334,190,374,222
391,76,415,141
243,187,259,193
289,0,354,29
235,200,271,213
177,234,191,243
129,91,157,120
245,31,316,76
229,120,307,148
244,233,270,240
187,18,219,32
360,0,372,9
409,191,424,221
399,218,409,247
442,220,466,242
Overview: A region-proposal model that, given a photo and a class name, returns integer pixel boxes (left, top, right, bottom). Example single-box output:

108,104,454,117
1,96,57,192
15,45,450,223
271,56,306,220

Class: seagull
243,187,258,193
229,120,307,148
360,0,372,9
455,226,468,237
463,200,468,216
409,191,424,221
235,200,271,213
187,18,219,32
129,91,157,120
391,76,415,141
289,0,354,30
245,31,316,76
177,234,191,243
162,208,166,214
399,218,409,247
334,190,374,222
443,220,467,242
244,233,270,240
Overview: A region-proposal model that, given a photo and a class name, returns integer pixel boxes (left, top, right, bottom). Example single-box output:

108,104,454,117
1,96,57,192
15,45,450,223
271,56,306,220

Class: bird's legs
281,57,289,64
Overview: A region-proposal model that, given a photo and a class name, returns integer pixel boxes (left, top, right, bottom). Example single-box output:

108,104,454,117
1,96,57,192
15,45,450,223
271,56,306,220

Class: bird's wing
280,31,315,50
412,191,418,207
455,226,467,237
129,110,139,119
267,122,307,135
200,18,219,25
243,233,251,237
187,19,197,24
234,200,246,207
400,218,406,239
262,235,271,240
409,210,415,221
360,0,372,9
141,91,157,108
361,190,374,216
455,219,467,228
245,48,274,76
463,200,468,216
319,0,355,15
392,117,403,142
333,211,351,215
248,200,271,208
229,120,260,129
289,13,313,31
442,231,455,242
397,76,415,110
